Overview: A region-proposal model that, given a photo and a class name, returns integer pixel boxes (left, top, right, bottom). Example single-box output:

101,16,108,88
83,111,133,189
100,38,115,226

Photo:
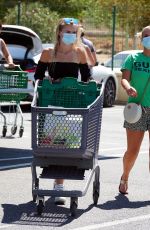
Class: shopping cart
0,64,29,137
31,77,104,216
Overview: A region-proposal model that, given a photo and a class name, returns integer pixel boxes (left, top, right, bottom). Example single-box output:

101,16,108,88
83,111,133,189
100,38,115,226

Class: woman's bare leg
55,179,64,185
119,129,145,193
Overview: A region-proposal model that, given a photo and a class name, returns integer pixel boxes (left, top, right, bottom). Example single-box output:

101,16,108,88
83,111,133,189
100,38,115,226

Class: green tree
36,0,90,18
3,2,60,42
93,0,150,35
0,0,18,20
1,0,150,41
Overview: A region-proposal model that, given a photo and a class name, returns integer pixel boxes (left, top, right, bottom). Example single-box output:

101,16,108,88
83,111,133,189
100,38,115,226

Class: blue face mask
62,33,77,45
141,36,150,49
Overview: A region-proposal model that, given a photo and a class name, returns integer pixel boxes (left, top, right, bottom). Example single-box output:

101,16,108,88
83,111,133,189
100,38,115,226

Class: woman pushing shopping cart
31,17,104,216
31,77,104,216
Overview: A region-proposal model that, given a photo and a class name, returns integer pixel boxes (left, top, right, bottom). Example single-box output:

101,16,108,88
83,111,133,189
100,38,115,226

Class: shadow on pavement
99,155,121,160
2,195,150,227
99,194,150,210
1,200,94,227
0,147,33,156
0,147,33,171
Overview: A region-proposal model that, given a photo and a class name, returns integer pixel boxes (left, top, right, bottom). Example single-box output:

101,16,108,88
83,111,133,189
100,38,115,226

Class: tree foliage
88,0,150,35
0,0,150,41
3,2,59,42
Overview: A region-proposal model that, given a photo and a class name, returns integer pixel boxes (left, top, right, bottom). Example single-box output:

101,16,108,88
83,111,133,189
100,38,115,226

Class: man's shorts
124,107,150,131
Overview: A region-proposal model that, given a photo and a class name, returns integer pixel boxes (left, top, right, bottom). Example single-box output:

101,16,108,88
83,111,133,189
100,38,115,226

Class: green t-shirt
121,52,150,106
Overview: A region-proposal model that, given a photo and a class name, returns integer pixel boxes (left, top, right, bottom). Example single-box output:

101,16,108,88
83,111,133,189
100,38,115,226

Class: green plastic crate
38,77,101,108
0,93,27,102
0,67,28,89
0,66,28,102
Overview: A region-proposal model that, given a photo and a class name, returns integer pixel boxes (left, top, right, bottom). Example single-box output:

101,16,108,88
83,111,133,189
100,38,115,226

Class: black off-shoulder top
34,61,92,82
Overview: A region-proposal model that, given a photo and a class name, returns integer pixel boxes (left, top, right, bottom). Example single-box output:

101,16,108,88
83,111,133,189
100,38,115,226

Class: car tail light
25,67,37,73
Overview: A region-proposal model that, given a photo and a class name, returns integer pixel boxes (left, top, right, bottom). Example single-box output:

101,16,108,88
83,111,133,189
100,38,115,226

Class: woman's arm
84,45,95,66
121,70,137,97
34,48,51,81
1,39,15,67
77,47,93,82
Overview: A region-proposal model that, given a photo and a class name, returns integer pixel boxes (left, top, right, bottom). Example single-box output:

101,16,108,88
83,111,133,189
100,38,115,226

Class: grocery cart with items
0,65,29,137
31,77,104,216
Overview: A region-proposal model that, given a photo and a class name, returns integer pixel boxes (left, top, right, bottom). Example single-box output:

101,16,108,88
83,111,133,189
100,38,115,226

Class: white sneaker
54,184,66,205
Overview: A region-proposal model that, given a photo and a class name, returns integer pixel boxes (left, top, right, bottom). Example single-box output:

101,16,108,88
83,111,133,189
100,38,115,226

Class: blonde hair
53,18,80,57
141,25,150,38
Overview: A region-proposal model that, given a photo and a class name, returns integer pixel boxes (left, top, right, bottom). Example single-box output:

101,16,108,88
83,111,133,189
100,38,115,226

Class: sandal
119,178,128,195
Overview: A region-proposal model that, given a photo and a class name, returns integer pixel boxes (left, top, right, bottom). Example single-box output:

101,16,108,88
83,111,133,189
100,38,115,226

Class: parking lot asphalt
0,105,150,230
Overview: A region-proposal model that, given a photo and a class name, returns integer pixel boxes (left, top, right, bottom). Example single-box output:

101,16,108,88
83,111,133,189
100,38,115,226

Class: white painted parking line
0,213,149,230
72,214,150,230
0,163,31,170
0,224,15,229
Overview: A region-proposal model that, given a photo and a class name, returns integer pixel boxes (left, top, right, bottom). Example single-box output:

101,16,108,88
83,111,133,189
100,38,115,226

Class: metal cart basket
31,77,104,216
0,65,28,137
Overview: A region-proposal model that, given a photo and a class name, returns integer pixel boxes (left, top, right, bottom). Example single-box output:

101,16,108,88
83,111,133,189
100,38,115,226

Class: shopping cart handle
0,63,8,69
0,64,21,71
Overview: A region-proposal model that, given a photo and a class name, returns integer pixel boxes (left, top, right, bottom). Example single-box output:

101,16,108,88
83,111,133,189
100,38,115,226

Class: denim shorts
124,107,150,131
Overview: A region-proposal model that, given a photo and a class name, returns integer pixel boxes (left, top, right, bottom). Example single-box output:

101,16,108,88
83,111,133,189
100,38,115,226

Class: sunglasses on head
64,18,78,25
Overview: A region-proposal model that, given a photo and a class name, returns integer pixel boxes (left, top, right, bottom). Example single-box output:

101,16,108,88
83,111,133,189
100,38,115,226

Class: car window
104,53,129,68
1,32,33,49
113,54,129,67
7,45,26,59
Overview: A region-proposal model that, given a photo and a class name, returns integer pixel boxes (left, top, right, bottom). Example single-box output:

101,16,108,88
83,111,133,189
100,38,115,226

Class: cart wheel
93,181,100,205
19,127,24,137
70,197,78,217
2,126,7,137
11,125,17,135
37,199,44,215
32,178,39,202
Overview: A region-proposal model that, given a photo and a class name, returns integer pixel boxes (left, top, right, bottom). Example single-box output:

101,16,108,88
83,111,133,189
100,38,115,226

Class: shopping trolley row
0,64,32,137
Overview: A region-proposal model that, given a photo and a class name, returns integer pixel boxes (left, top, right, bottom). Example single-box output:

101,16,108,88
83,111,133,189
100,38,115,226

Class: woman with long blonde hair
34,18,93,205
